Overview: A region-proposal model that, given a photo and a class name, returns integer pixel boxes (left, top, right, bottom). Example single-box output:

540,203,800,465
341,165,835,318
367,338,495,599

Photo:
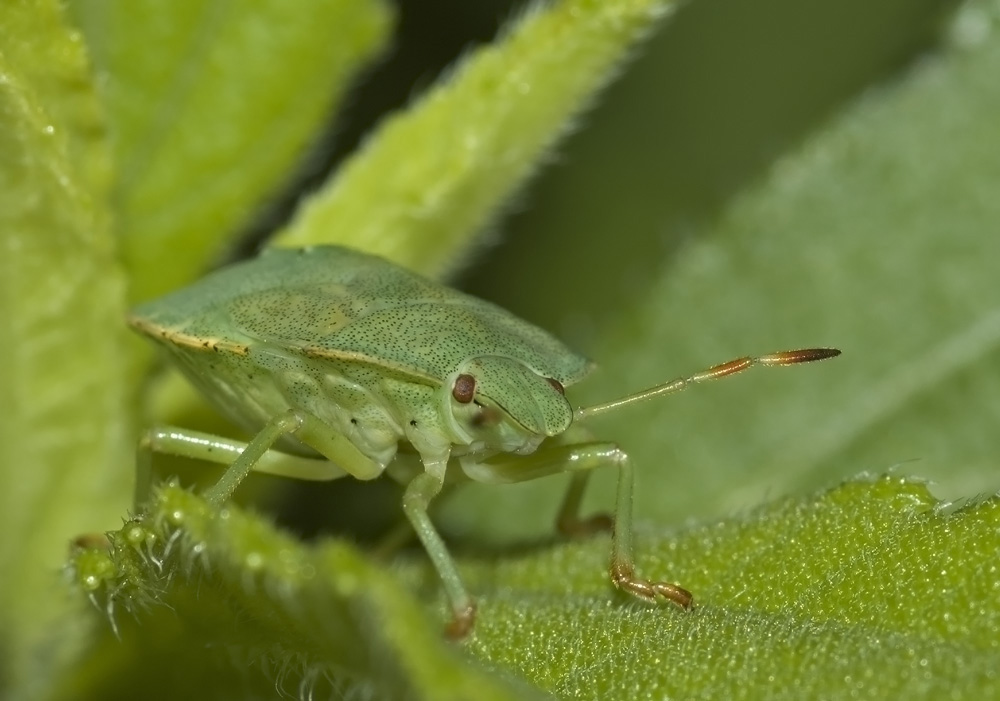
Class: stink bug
130,245,839,637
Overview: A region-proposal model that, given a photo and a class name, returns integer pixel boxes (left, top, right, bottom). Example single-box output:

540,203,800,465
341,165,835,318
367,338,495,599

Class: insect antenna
574,348,841,421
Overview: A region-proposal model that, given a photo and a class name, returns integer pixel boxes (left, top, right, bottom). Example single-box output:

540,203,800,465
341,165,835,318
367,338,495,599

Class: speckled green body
130,245,593,475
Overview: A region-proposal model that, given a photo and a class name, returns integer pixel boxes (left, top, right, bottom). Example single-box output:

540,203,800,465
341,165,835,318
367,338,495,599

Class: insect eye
545,377,565,395
452,373,477,403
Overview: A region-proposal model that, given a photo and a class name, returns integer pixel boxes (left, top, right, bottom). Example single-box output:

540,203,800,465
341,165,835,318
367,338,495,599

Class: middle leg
555,471,614,538
473,442,693,609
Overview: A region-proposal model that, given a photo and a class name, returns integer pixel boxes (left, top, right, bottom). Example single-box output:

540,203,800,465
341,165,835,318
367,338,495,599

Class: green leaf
0,0,130,696
275,0,679,279
65,485,546,701
459,476,1000,699
69,476,1000,699
69,0,394,303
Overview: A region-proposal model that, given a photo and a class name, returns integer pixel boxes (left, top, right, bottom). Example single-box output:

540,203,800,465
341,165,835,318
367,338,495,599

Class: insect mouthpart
470,402,503,428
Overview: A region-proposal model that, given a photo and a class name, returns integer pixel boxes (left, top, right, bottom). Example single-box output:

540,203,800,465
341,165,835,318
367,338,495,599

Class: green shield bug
129,244,840,638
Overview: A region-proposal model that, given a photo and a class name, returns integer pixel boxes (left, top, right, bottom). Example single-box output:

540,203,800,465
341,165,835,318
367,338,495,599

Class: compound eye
452,373,477,403
545,377,565,395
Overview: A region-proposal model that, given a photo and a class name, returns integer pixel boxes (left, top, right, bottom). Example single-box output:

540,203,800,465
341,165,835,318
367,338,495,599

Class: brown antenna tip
762,348,841,366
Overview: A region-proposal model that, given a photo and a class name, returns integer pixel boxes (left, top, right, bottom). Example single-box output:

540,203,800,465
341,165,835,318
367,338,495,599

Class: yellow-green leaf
0,0,129,696
460,476,1000,698
275,0,679,278
70,0,394,302
64,485,547,701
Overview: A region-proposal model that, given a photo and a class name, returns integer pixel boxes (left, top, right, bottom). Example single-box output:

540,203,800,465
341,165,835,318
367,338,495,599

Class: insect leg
605,445,693,610
555,471,613,537
472,443,693,610
371,483,459,559
200,411,385,505
135,425,349,508
401,469,476,639
203,411,307,505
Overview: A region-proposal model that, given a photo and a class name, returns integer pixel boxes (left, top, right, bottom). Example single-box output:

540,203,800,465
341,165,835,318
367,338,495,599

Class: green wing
133,246,593,385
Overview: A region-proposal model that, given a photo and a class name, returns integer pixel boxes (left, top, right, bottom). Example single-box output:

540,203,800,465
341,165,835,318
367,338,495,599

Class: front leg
137,411,384,508
135,425,351,508
555,471,614,538
401,466,478,639
471,442,694,610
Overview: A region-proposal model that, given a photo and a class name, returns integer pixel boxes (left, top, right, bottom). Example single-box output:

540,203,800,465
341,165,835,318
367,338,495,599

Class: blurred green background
250,0,999,547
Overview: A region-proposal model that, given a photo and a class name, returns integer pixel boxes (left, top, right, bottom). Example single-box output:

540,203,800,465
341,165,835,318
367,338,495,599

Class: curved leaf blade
0,0,129,696
276,0,679,278
66,485,546,700
70,0,394,302
460,476,1000,699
